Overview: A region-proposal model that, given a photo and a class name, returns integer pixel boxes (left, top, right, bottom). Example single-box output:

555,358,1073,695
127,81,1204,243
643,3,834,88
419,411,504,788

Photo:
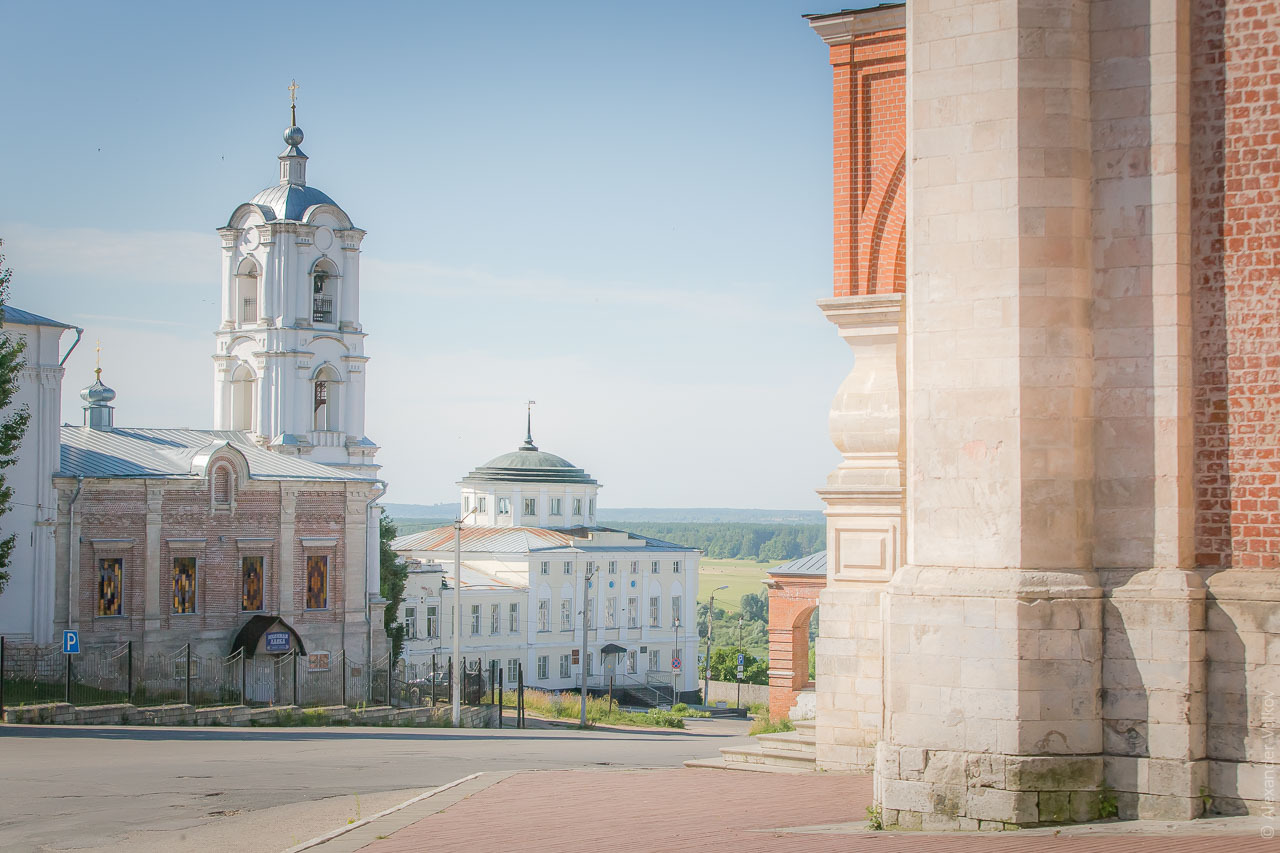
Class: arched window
311,259,340,324
313,365,341,431
235,258,260,326
230,363,256,432
212,464,233,505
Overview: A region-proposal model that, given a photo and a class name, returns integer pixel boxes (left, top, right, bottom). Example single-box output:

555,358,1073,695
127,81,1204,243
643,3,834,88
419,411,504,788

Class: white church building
392,427,701,704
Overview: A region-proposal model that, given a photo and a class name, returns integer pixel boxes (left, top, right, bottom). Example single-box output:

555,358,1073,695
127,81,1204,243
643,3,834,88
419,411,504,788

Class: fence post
292,651,299,707
1,636,6,719
431,655,437,706
517,662,524,729
240,651,246,707
127,641,133,704
386,658,392,707
184,644,192,706
498,668,503,729
340,651,346,707
65,650,72,705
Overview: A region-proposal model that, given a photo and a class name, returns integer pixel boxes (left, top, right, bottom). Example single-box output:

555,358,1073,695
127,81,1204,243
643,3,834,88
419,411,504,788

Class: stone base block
877,744,1104,828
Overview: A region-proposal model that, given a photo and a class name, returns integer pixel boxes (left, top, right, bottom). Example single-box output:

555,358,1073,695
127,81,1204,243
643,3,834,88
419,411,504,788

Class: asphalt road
0,717,752,853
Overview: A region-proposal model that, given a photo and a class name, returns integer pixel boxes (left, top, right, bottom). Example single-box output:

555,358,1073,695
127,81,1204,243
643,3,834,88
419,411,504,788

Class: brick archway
764,553,827,721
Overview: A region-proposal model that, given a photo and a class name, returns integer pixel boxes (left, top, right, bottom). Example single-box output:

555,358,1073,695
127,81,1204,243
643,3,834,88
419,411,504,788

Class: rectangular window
470,604,481,636
497,497,511,516
240,296,257,323
608,560,617,574
538,598,550,631
649,596,660,627
306,555,328,610
573,498,582,515
673,561,681,574
559,654,571,679
523,498,536,516
605,598,617,628
464,496,470,512
627,596,639,629
586,561,595,573
586,597,594,629
509,602,519,633
172,556,197,614
540,561,550,575
586,652,593,676
490,603,500,634
241,555,264,612
426,604,439,638
627,649,637,674
561,599,572,631
538,655,549,680
563,561,572,575
507,658,520,681
98,557,123,616
630,561,639,574
589,498,595,517
478,496,487,512
671,595,682,627
404,606,418,639
649,649,660,671
550,498,562,515
651,560,660,574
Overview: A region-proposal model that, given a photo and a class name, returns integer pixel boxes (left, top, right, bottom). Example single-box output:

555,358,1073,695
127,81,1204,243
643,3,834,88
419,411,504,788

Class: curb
280,772,483,853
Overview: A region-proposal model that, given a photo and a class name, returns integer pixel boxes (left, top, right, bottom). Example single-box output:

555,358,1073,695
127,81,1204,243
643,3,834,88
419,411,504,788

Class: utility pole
704,585,728,705
579,560,595,727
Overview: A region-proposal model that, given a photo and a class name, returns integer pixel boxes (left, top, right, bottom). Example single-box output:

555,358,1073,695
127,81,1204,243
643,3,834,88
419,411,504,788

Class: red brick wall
828,25,907,297
76,480,349,638
766,577,823,721
1192,0,1280,569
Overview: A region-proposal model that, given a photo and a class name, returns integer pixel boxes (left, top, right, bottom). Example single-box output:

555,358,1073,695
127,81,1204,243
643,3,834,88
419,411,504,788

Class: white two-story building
392,429,700,703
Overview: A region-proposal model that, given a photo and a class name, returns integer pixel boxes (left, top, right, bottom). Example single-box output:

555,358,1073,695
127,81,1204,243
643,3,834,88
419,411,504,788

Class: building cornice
805,4,905,46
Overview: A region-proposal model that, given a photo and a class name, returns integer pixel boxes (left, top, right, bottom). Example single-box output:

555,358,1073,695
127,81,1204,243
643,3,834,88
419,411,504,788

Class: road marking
279,772,482,853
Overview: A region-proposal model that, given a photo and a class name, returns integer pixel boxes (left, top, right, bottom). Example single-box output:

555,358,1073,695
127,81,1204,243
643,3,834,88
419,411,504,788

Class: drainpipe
58,327,84,368
366,480,387,682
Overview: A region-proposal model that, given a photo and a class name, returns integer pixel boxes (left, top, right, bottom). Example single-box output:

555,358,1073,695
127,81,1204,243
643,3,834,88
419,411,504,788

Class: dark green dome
461,436,598,485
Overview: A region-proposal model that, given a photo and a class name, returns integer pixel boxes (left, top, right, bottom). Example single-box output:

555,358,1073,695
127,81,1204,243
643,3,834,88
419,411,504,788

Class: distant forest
386,518,826,563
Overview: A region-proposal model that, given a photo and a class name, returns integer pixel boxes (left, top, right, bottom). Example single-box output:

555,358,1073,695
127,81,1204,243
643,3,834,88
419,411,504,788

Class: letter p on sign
63,630,79,654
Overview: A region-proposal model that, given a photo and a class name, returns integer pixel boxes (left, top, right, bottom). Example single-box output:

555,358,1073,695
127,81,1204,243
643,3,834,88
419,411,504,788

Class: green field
697,558,778,611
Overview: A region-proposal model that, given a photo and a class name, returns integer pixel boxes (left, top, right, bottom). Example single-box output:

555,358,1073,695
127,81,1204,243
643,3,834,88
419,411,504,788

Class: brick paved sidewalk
348,769,1273,853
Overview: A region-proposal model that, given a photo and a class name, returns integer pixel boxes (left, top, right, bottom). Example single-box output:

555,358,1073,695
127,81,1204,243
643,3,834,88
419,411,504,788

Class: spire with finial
81,340,117,431
521,400,538,450
280,79,308,186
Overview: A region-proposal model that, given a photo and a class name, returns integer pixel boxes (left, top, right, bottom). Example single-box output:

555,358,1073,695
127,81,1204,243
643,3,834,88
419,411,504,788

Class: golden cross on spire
94,339,102,379
288,79,299,125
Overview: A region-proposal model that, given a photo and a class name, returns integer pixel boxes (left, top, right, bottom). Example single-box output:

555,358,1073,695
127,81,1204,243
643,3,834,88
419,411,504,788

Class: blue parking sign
737,652,744,665
63,630,80,654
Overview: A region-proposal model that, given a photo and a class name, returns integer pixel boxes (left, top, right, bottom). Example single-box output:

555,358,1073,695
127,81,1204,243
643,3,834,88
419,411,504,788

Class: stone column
875,0,1103,830
279,485,298,617
814,293,905,771
144,482,165,633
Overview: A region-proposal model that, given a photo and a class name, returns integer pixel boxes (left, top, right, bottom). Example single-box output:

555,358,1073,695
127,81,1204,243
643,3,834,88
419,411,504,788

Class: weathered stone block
1038,791,1071,823
1069,790,1101,822
966,787,1038,824
883,779,935,813
1006,755,1102,791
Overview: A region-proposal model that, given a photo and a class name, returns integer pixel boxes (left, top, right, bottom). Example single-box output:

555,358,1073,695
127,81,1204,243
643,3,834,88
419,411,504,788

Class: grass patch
697,560,773,614
748,717,795,736
506,689,686,728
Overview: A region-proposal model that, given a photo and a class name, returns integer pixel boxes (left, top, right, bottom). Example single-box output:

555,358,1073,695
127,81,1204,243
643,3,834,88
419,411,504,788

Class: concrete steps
684,718,817,773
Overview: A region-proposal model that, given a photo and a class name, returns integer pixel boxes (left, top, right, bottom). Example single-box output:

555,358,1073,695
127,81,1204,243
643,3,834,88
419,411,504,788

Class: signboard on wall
265,631,291,653
308,652,330,672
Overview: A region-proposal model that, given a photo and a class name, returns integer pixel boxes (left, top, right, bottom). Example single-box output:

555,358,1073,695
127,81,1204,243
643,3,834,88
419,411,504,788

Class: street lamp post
579,560,596,727
452,506,479,726
703,585,728,705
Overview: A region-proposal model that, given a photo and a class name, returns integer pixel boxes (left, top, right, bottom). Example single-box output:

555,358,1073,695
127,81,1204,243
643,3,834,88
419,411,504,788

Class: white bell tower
212,84,378,473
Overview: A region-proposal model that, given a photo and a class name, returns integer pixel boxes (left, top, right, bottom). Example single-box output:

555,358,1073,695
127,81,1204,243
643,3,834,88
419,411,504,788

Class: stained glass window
172,557,197,614
306,555,327,610
242,555,263,611
98,558,122,616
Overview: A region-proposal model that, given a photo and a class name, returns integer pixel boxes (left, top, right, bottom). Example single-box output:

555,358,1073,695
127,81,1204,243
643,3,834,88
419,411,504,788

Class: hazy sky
1,0,873,510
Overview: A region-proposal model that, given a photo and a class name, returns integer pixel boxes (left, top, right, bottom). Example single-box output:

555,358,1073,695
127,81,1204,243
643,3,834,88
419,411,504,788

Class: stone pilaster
814,293,905,771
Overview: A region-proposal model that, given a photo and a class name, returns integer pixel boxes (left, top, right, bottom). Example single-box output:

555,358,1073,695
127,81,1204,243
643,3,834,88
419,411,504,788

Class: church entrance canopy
231,615,307,658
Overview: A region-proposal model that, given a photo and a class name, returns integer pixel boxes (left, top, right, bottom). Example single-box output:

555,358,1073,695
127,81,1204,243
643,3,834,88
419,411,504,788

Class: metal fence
0,637,491,716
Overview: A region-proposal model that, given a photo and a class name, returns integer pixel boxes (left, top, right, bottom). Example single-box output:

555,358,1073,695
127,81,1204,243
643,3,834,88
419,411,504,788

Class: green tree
701,646,768,685
740,592,768,623
379,513,408,662
0,242,29,598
